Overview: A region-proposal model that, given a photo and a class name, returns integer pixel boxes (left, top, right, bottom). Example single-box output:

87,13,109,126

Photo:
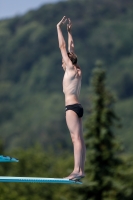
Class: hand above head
67,18,72,32
57,16,67,27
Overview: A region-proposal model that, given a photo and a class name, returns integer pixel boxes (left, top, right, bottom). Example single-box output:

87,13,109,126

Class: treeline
1,146,132,200
0,66,133,200
0,0,133,151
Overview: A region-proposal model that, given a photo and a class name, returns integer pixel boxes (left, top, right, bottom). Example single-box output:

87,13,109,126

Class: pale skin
57,16,86,180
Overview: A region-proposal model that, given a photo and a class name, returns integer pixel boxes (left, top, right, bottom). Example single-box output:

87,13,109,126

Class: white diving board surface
0,155,19,162
0,176,82,184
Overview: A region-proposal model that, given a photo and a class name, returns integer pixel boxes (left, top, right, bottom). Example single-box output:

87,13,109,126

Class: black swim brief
65,104,84,118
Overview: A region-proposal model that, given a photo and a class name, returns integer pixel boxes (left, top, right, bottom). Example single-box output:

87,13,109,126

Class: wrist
57,24,61,28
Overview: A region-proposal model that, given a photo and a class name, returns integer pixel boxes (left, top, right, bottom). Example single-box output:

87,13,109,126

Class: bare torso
63,65,82,105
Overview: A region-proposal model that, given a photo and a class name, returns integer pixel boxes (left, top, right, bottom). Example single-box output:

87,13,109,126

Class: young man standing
56,16,86,181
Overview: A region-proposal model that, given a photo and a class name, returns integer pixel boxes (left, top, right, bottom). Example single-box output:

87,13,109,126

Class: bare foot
64,172,85,180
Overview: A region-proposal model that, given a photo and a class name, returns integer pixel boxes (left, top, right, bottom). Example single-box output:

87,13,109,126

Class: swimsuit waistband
65,103,81,107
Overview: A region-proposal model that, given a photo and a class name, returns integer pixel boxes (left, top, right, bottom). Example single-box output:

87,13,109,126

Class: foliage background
0,0,133,152
0,0,133,199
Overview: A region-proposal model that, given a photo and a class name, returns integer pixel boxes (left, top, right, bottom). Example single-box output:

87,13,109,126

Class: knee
71,133,81,144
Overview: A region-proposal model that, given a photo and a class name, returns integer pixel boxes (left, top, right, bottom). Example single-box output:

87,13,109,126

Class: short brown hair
67,52,77,64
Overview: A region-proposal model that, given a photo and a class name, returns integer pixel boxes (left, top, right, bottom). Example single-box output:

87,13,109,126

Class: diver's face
62,59,66,71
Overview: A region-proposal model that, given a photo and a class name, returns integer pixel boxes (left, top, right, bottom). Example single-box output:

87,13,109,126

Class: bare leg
65,110,86,179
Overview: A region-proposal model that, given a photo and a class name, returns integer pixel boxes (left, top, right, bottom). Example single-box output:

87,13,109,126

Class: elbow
59,44,66,49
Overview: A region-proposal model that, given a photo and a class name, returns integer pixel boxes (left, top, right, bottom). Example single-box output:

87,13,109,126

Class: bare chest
63,71,81,95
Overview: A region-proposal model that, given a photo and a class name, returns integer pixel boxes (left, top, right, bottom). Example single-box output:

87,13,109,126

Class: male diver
57,16,86,181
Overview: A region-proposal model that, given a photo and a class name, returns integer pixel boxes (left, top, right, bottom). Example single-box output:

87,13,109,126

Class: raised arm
57,16,67,48
67,18,75,53
57,16,72,67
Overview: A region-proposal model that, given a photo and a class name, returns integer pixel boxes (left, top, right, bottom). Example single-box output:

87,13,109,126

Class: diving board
0,155,82,184
0,155,19,162
0,176,82,184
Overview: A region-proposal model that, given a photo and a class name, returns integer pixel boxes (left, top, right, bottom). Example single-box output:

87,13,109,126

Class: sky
0,0,65,19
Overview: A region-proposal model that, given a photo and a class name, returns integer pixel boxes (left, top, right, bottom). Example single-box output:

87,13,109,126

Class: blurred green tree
0,0,133,154
0,143,76,200
74,64,123,200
